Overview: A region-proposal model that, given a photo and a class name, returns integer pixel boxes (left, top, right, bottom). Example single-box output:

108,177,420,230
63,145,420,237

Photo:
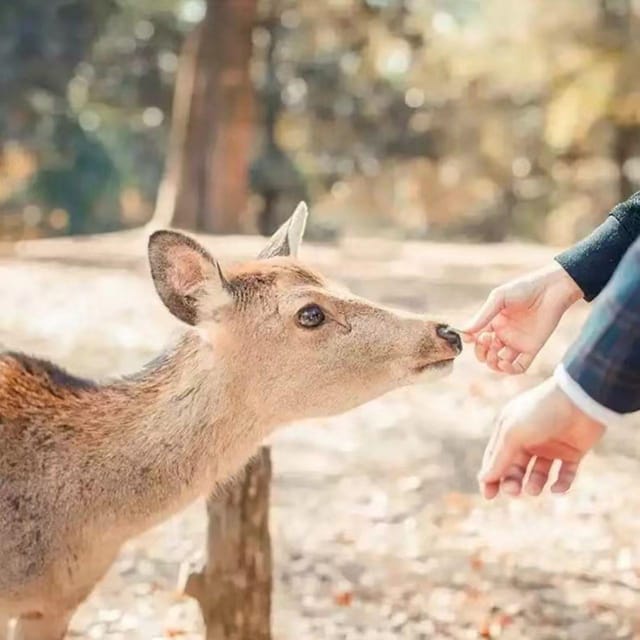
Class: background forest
2,0,640,244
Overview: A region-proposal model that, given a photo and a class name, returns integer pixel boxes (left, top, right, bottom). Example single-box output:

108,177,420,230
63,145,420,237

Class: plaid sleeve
562,236,640,414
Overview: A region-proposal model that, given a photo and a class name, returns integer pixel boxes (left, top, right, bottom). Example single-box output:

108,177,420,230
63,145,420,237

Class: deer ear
258,201,309,259
148,230,231,325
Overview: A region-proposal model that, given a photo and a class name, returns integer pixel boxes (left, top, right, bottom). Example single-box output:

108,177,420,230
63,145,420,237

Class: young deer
0,203,462,639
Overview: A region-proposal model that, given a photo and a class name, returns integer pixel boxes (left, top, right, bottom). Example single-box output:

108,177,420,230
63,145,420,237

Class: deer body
0,335,263,626
0,204,461,639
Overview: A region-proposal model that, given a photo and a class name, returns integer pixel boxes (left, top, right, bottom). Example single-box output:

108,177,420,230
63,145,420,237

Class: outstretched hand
462,263,583,374
478,378,605,499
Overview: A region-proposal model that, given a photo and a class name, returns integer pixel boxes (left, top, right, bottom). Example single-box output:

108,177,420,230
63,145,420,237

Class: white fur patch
414,360,454,384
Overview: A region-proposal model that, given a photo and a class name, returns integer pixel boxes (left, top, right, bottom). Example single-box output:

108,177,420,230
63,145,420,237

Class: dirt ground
1,231,640,640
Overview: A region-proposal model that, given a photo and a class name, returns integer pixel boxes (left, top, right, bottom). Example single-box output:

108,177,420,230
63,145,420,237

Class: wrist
550,381,599,428
553,365,613,430
545,262,584,309
536,378,605,455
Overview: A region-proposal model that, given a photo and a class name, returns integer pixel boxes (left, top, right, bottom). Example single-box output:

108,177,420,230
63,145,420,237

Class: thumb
461,289,505,335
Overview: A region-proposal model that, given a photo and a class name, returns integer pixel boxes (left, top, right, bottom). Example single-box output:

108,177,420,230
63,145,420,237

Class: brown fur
0,204,461,639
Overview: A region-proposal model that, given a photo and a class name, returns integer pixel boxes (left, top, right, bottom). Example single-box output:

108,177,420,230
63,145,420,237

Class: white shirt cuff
554,363,623,428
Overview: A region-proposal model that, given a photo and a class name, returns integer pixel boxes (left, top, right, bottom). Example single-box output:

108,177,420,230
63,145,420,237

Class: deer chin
412,358,455,382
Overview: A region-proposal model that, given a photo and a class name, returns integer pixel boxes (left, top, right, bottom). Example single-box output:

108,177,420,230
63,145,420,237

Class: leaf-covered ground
1,233,639,640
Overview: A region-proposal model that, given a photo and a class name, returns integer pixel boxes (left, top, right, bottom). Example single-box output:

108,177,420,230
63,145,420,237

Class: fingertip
481,481,500,500
501,479,522,496
497,360,517,374
486,357,503,374
526,458,552,496
525,482,543,496
486,343,501,371
551,482,571,494
497,346,516,361
552,462,578,495
475,342,489,364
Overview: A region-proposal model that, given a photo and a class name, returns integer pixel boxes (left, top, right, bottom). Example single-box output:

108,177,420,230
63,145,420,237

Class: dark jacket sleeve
555,191,640,301
562,236,640,414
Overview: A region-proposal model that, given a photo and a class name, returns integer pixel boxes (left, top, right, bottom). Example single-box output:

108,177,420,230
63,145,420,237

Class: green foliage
0,0,116,101
0,0,184,234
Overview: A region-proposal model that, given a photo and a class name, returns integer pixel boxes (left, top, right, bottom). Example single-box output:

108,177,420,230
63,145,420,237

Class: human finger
525,456,553,496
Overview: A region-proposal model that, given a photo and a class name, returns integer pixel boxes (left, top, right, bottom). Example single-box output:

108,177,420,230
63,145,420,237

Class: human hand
478,377,605,499
462,263,583,374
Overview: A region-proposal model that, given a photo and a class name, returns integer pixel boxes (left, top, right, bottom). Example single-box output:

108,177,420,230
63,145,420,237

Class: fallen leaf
477,618,491,638
333,590,353,607
469,551,484,572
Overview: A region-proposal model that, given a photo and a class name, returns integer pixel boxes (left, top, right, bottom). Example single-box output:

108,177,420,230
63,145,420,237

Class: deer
0,203,462,640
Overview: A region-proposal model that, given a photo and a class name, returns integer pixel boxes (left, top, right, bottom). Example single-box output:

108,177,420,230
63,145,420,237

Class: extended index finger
462,290,505,335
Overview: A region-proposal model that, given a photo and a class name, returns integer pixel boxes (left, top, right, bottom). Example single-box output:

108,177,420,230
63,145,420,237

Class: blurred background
3,1,640,639
3,0,640,243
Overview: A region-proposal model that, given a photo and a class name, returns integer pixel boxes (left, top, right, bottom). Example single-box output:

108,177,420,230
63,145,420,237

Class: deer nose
436,324,462,353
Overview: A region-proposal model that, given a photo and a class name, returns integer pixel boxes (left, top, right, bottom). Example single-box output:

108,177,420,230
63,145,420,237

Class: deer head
148,203,461,428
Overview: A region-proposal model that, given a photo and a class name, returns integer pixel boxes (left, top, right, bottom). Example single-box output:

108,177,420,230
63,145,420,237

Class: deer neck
82,331,262,536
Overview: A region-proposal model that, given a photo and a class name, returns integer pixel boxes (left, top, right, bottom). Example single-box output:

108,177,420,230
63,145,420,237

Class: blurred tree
0,0,115,103
0,0,120,233
0,0,182,235
3,0,640,242
152,3,274,639
250,2,308,235
152,0,257,232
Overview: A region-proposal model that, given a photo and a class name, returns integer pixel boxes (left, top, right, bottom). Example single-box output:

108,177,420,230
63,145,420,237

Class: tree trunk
186,447,273,640
149,0,257,233
147,25,201,231
204,0,257,233
150,5,271,637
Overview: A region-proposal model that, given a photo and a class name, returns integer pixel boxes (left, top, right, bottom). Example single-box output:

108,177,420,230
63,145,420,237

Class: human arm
479,237,640,498
463,191,640,373
555,191,640,301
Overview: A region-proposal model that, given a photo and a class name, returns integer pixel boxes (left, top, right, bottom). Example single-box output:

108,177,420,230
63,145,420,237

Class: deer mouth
413,357,456,374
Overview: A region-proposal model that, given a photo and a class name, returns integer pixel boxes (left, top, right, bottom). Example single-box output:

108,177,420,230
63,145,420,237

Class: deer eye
297,304,325,328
